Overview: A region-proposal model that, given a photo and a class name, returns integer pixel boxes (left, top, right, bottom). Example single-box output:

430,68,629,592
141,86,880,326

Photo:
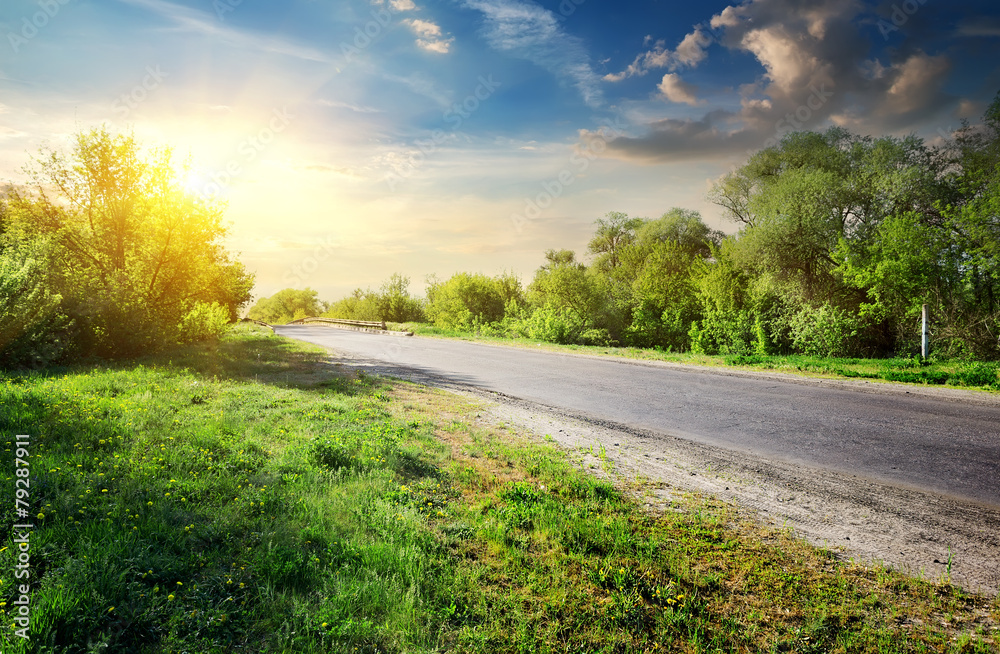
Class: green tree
527,249,604,335
587,212,643,272
425,272,522,329
706,127,953,356
633,208,723,258
611,209,719,349
373,273,425,323
6,128,253,358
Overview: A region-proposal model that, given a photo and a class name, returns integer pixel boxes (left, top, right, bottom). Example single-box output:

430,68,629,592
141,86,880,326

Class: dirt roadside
327,350,1000,597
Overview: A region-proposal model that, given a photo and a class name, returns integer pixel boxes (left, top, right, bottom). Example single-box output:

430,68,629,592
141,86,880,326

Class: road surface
274,325,1000,508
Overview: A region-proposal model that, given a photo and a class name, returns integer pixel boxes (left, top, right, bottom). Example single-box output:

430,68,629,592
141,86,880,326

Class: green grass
1,324,997,652
391,323,1000,393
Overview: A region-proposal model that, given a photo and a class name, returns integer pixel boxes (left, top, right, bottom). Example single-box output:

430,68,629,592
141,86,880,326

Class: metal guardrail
240,318,273,328
286,317,387,330
241,316,411,336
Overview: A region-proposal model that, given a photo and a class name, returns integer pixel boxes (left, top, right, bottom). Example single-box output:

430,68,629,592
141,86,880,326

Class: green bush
0,239,72,368
425,272,521,329
177,301,231,343
511,306,586,344
788,304,859,358
579,328,614,347
951,362,999,387
688,321,712,355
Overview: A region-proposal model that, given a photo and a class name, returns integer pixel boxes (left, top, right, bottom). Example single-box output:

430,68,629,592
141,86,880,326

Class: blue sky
2,0,999,300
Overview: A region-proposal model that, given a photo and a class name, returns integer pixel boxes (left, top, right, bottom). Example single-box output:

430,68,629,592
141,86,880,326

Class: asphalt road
274,325,1000,507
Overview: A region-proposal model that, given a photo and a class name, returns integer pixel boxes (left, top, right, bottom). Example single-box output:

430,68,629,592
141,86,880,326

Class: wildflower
167,594,175,601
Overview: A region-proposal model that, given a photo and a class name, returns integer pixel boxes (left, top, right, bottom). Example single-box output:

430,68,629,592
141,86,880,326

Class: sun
172,161,221,201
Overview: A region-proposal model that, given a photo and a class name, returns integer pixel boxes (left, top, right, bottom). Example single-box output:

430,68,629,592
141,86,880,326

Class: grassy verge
0,324,997,652
392,323,1000,393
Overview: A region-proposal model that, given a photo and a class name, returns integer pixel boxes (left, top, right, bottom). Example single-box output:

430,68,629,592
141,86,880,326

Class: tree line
255,93,1000,359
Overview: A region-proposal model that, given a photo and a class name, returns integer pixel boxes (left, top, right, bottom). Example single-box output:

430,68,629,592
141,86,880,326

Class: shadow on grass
112,325,377,396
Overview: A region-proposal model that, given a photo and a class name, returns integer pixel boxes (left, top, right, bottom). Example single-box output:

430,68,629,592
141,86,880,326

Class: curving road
274,325,1000,508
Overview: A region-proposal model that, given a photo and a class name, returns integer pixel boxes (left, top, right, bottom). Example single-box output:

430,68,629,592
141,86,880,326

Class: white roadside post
921,304,929,359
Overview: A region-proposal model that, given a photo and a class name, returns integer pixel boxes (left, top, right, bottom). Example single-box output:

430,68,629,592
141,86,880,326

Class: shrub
688,321,712,355
0,239,73,368
511,306,586,344
425,272,521,329
788,304,859,357
178,301,231,343
951,362,999,387
579,328,614,347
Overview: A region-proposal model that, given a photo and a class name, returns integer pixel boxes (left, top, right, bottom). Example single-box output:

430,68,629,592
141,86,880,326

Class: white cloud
407,18,441,38
463,0,602,106
884,52,951,115
370,0,418,9
405,18,454,53
416,38,453,54
739,27,826,94
605,27,712,82
657,73,702,106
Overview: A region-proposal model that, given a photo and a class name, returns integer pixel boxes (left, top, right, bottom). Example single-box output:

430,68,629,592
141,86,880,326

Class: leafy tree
587,212,643,272
634,208,723,258
528,250,604,330
8,128,253,357
374,273,425,323
608,209,720,349
425,272,522,329
705,126,959,356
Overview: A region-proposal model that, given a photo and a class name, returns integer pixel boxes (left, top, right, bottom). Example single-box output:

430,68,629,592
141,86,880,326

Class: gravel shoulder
324,345,1000,597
